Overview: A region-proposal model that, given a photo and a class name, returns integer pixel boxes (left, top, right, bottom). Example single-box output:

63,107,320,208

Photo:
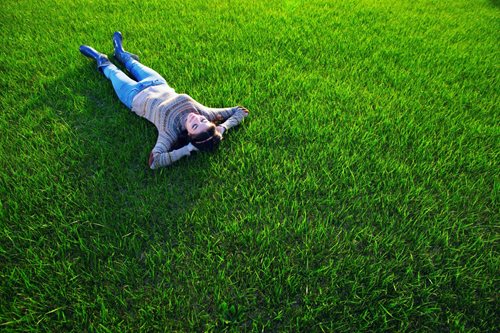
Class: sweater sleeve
149,132,191,169
192,101,248,131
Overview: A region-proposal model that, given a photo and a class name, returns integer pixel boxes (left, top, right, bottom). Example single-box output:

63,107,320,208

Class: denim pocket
139,78,167,91
125,88,140,109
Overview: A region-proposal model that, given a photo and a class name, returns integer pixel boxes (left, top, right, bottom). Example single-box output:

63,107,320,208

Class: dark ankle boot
79,45,111,73
113,31,139,64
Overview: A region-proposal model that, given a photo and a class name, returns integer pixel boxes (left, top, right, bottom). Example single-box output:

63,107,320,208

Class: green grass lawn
1,0,498,331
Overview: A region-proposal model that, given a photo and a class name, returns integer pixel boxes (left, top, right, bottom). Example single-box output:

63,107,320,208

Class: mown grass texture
0,0,499,331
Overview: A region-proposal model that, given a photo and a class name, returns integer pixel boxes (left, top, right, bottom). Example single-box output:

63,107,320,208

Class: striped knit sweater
131,84,247,169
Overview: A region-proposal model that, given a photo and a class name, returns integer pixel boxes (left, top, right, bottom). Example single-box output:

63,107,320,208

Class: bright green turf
1,0,498,331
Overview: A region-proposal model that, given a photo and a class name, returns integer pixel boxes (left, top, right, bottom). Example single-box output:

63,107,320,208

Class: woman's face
186,113,211,136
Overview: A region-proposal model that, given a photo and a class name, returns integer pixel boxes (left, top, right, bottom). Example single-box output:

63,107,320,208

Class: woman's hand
148,151,155,168
238,106,249,117
216,125,226,135
187,143,199,153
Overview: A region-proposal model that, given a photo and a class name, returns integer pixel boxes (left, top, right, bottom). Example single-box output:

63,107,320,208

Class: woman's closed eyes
193,118,207,130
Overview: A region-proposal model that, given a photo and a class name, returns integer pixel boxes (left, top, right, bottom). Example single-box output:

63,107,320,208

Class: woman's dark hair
189,124,222,152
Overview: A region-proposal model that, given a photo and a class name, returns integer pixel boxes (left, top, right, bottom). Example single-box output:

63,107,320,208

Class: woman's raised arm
148,132,197,169
193,101,249,133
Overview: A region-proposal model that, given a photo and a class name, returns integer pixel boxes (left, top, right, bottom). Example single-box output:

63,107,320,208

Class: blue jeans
102,59,168,109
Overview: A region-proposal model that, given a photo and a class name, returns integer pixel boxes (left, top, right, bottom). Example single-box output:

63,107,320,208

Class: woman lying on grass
80,32,249,169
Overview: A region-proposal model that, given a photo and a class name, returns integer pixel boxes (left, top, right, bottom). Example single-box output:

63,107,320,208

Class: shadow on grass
35,62,217,248
490,0,500,7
